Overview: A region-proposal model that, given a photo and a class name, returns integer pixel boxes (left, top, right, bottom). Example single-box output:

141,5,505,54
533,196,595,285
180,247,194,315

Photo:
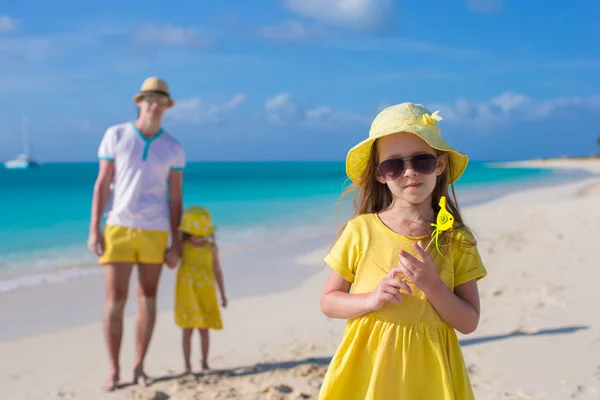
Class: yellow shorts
99,225,169,265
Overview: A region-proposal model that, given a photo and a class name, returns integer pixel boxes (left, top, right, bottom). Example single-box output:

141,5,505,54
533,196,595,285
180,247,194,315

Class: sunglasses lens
144,95,169,106
411,154,438,175
379,158,405,180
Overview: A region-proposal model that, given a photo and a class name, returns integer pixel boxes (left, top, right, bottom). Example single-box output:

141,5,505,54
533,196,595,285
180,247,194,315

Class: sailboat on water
4,115,40,169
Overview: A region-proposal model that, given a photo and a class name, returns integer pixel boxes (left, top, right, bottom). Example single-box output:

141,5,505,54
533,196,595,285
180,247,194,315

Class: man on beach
87,77,185,391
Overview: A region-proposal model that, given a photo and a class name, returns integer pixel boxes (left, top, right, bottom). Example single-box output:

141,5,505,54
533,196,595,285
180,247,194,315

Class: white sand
1,160,599,399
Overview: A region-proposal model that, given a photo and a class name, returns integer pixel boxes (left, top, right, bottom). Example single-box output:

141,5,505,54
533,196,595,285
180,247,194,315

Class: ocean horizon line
2,159,538,166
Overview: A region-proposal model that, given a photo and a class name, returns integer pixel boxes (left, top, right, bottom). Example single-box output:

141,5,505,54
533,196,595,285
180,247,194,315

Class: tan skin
87,93,183,391
320,132,481,335
180,235,227,375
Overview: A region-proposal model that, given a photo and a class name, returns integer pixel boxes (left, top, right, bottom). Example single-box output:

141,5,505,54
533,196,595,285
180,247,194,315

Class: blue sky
0,0,599,162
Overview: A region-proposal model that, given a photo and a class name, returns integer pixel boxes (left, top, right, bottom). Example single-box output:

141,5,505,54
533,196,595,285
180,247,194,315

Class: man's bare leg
133,263,162,386
102,263,134,391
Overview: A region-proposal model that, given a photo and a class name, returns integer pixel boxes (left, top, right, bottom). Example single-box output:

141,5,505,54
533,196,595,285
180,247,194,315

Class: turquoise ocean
0,161,589,293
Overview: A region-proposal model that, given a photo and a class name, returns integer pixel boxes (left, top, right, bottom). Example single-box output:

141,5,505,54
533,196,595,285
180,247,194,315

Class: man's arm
168,170,183,242
88,160,114,255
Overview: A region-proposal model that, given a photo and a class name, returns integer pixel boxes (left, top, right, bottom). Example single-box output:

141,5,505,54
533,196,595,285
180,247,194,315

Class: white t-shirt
97,122,186,231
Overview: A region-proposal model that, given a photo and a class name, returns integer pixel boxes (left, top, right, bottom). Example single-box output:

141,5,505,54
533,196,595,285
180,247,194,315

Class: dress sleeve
452,228,487,288
324,219,361,283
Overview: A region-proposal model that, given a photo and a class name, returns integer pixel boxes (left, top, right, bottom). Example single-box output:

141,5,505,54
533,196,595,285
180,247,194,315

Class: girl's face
375,132,447,206
188,235,211,246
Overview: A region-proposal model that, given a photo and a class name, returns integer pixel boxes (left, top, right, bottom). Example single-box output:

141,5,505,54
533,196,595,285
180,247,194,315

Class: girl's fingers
397,279,413,295
399,250,420,266
381,288,401,303
398,261,416,281
413,241,432,262
383,278,412,295
386,266,404,279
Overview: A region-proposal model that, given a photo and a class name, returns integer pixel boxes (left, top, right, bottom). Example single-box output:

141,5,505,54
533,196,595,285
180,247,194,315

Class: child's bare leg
199,329,211,373
182,328,193,374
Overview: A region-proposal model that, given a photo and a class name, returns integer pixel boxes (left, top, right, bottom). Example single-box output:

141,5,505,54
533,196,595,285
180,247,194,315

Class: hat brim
133,91,175,108
346,126,468,186
179,225,215,236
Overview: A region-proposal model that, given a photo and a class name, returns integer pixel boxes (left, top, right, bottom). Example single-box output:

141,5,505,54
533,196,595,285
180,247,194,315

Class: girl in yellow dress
319,103,487,399
174,206,227,374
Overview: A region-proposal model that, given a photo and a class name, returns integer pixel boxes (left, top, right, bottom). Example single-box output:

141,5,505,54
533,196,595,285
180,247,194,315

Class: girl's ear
436,153,448,176
375,168,386,185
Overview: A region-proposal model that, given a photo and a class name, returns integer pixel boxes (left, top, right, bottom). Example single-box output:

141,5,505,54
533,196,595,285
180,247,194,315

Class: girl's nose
403,161,418,177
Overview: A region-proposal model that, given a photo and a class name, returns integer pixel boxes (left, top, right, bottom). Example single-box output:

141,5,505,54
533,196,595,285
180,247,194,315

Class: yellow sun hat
179,206,215,236
346,102,468,186
133,77,175,108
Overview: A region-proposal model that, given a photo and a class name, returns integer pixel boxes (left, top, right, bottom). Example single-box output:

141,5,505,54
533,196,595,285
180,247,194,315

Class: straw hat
346,102,468,186
133,77,175,107
179,206,215,237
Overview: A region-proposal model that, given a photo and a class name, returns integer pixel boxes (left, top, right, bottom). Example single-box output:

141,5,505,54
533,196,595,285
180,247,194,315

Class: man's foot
183,364,192,376
133,366,154,387
101,372,119,392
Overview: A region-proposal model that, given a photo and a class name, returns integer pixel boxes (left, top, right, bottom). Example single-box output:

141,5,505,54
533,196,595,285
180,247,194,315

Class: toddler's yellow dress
319,214,487,400
174,241,222,329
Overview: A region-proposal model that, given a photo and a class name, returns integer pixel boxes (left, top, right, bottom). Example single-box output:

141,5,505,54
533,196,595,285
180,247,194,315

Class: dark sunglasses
378,154,438,180
143,94,170,106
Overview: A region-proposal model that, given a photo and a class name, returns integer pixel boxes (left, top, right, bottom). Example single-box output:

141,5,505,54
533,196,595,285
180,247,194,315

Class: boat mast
22,114,29,158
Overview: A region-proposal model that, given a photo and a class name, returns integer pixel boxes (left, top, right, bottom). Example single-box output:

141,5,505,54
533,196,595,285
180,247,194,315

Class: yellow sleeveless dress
319,214,487,399
174,241,222,329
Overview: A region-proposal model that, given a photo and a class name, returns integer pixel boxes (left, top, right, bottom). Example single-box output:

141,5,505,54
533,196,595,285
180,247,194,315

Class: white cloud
430,92,600,126
0,15,20,33
265,92,370,126
0,37,56,61
167,93,247,125
467,0,503,13
255,20,326,42
284,0,396,31
265,92,301,122
132,24,212,47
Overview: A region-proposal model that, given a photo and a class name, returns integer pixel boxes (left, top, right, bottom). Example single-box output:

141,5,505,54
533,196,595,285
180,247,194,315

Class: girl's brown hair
334,140,473,249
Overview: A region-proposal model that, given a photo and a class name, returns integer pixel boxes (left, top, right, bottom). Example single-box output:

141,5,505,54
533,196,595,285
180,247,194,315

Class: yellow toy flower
428,196,454,257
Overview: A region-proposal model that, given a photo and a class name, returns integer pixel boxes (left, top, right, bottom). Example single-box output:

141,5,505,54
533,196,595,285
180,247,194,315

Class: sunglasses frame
377,153,439,180
143,94,170,106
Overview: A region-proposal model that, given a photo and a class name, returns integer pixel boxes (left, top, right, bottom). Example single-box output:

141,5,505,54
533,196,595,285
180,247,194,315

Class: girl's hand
398,241,442,295
221,296,228,308
367,266,412,311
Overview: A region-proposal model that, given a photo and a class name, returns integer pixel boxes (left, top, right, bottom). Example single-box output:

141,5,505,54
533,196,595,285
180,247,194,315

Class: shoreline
0,171,598,399
0,162,593,297
0,159,597,342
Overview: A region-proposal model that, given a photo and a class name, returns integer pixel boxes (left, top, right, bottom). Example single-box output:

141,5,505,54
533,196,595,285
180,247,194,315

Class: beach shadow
113,371,185,391
115,357,332,391
460,325,589,347
114,327,588,391
220,356,332,378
